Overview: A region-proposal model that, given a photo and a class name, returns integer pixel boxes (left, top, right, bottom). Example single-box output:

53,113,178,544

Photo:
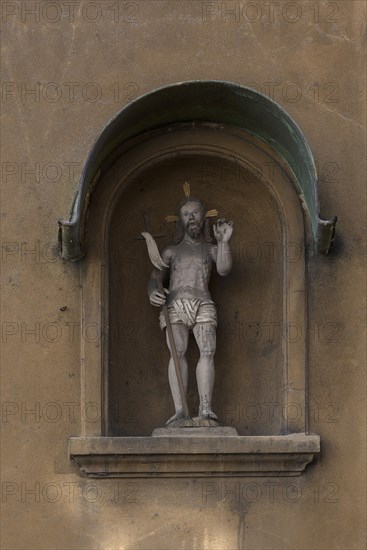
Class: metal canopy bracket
58,80,336,261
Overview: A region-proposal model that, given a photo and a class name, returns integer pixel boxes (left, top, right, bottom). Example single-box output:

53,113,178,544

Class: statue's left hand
213,218,233,243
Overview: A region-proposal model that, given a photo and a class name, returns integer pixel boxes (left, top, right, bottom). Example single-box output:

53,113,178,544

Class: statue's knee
175,348,187,359
200,349,215,360
168,342,187,358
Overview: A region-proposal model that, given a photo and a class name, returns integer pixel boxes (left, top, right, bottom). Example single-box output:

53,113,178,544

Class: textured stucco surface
1,1,366,548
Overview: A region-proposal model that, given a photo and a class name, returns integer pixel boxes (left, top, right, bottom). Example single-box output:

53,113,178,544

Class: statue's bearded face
180,201,205,239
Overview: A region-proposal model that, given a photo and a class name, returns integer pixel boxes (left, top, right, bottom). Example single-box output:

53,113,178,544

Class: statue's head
174,196,211,243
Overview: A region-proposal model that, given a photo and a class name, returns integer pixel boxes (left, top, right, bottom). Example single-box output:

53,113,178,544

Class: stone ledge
69,434,320,478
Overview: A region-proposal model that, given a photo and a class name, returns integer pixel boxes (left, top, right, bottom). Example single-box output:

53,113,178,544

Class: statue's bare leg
165,323,189,425
193,323,217,420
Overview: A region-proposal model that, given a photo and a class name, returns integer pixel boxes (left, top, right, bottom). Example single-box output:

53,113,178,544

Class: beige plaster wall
1,1,366,548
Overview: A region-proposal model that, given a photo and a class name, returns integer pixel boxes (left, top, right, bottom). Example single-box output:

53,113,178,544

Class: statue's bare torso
162,241,216,304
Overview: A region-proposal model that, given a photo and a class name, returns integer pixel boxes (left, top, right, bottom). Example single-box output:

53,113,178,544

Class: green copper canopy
58,80,336,260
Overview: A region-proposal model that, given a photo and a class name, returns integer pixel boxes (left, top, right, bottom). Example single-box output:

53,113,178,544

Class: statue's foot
165,410,188,426
198,408,218,421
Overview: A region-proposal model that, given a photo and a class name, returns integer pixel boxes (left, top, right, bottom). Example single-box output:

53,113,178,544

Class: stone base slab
152,426,239,437
165,416,221,428
69,434,320,478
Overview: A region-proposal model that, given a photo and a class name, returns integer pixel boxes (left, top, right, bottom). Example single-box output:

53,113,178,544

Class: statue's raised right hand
149,288,169,307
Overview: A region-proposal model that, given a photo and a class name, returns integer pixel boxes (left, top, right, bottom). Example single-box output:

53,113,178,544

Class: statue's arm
147,246,173,307
212,219,233,276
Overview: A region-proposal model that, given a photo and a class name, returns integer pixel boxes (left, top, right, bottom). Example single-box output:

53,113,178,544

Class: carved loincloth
159,299,217,331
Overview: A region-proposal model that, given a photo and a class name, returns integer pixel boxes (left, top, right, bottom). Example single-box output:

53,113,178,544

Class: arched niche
105,127,303,438
66,82,326,477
